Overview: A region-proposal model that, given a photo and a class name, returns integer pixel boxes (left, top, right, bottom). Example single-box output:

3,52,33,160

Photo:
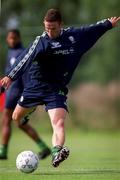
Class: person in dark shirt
0,29,50,160
1,9,120,167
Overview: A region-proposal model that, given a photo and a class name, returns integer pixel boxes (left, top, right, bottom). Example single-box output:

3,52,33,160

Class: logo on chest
68,36,76,44
53,47,74,55
51,42,62,49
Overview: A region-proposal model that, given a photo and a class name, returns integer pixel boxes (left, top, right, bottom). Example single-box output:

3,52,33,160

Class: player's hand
1,76,12,89
108,17,120,27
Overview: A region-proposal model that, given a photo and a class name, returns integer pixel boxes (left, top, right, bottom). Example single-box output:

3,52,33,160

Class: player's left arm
81,16,120,35
78,16,120,52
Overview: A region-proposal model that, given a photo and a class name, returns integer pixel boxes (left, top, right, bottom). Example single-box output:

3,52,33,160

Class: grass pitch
0,129,120,180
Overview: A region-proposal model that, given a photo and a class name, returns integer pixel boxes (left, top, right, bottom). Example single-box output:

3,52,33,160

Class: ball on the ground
16,150,39,173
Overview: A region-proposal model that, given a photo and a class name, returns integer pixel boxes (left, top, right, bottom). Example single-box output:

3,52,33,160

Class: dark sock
36,139,48,151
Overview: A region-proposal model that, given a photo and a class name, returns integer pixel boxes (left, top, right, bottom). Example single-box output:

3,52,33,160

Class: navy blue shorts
18,84,68,111
5,80,23,109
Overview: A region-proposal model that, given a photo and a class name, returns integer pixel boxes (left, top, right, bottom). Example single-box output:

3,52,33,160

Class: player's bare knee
58,119,64,129
12,112,19,122
52,118,64,130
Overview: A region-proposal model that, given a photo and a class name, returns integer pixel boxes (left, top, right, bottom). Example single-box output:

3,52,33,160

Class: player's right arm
1,36,44,89
1,76,12,90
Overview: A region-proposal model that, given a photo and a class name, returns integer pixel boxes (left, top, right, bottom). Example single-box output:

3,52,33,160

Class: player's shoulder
32,33,49,51
41,31,47,38
63,27,75,33
35,32,48,43
63,26,81,34
37,31,47,40
31,34,46,48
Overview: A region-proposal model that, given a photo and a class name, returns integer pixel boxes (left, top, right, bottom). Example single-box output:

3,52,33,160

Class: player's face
44,21,62,39
6,32,21,48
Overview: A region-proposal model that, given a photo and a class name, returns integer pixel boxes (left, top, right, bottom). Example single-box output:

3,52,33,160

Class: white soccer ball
16,151,39,173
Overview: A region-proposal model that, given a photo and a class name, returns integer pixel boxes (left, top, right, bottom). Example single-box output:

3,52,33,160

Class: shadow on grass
33,169,120,176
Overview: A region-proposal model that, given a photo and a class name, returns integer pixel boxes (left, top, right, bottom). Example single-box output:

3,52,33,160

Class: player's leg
48,108,69,167
48,108,66,146
12,104,29,123
12,104,50,159
45,88,70,167
0,108,13,159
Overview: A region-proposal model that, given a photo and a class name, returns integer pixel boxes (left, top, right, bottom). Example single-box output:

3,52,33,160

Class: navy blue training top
7,20,112,89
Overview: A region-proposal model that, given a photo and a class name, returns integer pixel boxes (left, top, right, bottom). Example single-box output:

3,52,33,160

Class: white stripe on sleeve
9,36,41,79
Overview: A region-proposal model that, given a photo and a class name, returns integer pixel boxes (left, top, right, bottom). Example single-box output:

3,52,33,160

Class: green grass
0,129,120,180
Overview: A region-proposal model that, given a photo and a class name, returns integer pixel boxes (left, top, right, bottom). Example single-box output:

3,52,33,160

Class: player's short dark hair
7,29,21,37
44,9,62,23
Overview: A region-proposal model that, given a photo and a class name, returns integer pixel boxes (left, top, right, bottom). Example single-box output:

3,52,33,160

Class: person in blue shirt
0,29,50,160
1,9,120,167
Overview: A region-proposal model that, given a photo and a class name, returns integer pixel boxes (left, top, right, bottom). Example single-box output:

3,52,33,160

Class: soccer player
0,29,51,160
1,9,120,167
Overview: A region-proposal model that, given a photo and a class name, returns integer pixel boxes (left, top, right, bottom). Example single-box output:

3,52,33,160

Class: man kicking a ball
1,9,120,167
0,29,50,160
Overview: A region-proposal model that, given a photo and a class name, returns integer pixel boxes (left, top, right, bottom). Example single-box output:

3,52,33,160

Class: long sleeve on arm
6,36,44,81
77,19,113,53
